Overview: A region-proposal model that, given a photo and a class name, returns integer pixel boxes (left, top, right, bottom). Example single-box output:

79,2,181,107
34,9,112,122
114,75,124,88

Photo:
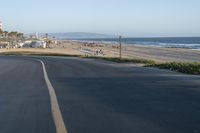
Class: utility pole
119,35,122,59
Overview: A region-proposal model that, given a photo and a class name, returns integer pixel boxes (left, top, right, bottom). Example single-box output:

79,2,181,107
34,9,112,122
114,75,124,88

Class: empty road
0,56,200,133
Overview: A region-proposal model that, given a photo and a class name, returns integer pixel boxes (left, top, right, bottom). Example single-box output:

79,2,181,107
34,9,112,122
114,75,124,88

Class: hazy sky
0,0,200,37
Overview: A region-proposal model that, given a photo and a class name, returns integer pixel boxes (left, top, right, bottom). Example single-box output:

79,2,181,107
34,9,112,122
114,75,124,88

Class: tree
17,33,24,38
8,31,18,37
0,29,3,36
3,31,8,37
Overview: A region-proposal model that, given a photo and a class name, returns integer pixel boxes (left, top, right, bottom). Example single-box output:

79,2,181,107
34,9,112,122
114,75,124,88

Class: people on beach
95,49,103,56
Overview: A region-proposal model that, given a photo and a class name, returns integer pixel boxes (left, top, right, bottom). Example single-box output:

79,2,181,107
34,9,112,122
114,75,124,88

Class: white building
30,41,47,48
0,21,3,31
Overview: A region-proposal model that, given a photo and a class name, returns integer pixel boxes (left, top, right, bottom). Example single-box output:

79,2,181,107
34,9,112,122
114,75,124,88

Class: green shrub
149,62,200,75
85,56,155,65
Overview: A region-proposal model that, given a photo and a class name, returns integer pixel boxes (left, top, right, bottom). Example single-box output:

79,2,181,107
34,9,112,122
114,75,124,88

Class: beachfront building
30,41,47,48
0,42,9,48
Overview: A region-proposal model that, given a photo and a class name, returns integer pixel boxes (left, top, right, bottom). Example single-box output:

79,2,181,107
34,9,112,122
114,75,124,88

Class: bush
85,56,155,65
149,62,200,75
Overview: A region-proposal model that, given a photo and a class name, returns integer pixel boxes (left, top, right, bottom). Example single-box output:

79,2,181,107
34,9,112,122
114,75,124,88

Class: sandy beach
1,40,200,63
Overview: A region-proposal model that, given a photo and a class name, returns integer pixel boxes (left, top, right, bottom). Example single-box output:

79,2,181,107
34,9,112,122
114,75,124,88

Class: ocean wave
72,37,200,49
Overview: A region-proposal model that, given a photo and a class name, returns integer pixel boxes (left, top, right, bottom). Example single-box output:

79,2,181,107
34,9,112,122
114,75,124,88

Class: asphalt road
0,56,200,133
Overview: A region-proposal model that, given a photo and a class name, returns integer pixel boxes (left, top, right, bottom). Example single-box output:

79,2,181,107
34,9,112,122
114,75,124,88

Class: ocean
72,37,200,49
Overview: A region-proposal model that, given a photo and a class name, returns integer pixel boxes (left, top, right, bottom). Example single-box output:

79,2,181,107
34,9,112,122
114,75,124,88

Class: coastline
1,40,200,63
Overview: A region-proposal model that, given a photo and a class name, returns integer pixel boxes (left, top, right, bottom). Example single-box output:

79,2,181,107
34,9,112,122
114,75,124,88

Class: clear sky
0,0,200,37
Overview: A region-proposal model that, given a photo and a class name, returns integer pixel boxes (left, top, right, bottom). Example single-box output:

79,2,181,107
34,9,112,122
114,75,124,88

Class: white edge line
37,59,68,133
